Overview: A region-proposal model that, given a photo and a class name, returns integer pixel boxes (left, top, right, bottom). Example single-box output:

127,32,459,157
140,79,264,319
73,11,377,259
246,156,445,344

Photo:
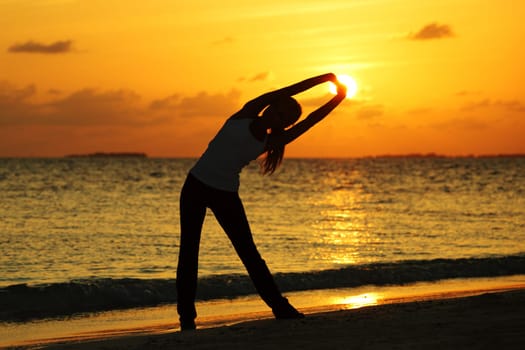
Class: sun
329,74,358,99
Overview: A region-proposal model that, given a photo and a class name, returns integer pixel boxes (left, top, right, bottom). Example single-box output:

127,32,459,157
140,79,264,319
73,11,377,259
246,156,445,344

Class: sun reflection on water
310,179,384,266
334,293,382,309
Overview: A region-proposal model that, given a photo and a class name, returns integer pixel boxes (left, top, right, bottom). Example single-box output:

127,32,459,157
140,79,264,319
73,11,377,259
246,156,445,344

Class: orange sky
1,0,524,157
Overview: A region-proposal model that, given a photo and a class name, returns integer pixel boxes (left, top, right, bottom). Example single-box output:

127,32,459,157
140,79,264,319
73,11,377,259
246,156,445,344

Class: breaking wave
1,254,524,322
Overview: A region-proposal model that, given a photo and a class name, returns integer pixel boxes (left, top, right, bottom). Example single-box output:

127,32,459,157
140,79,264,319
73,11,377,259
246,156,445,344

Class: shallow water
1,157,524,287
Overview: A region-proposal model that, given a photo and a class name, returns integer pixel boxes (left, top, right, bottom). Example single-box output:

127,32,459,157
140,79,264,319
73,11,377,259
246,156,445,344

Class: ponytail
261,138,285,175
259,97,301,175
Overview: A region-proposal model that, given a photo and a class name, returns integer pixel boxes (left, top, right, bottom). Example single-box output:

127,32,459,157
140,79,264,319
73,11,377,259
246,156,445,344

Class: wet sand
34,287,525,350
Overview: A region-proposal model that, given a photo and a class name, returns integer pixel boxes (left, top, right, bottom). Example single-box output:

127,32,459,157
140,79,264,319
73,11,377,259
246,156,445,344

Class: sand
36,288,525,350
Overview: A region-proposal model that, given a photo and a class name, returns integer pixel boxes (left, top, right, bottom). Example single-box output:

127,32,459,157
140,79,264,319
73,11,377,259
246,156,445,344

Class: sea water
1,157,525,319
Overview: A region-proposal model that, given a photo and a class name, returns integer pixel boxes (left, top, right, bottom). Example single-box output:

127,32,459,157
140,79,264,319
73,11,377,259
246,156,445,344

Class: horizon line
1,152,525,159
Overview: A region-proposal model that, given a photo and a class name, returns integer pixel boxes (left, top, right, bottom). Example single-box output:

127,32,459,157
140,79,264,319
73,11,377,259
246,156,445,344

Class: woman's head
263,97,302,131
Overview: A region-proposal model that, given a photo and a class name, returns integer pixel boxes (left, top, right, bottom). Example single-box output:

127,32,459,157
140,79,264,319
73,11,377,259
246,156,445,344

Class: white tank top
190,118,266,192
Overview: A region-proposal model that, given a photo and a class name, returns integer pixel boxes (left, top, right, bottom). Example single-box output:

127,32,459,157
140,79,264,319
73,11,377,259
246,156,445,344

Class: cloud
150,89,241,117
249,72,272,82
356,104,384,120
431,117,489,130
47,88,63,95
0,83,151,126
460,98,491,111
237,71,273,83
407,107,433,115
211,36,235,46
461,98,525,113
7,40,73,54
47,89,146,125
0,81,36,101
455,90,481,97
1,81,243,128
496,100,525,113
149,94,181,110
409,23,454,40
429,98,525,131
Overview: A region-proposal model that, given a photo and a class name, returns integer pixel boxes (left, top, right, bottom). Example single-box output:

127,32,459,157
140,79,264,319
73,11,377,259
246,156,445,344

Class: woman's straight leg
176,176,207,326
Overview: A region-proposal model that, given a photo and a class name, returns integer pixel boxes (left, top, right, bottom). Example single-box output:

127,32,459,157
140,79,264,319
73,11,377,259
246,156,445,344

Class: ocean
1,157,525,321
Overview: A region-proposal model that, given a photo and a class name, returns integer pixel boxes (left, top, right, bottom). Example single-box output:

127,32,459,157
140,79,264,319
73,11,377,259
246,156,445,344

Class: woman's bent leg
176,176,206,329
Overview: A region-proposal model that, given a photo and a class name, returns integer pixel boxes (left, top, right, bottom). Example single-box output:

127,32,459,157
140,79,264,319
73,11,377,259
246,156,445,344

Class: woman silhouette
177,73,347,330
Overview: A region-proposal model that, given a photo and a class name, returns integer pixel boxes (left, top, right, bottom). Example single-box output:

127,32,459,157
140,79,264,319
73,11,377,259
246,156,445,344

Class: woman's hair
261,97,302,175
261,142,285,175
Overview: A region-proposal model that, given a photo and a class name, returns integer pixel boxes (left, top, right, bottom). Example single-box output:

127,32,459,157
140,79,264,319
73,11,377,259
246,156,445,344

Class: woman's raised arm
268,80,347,147
243,73,337,114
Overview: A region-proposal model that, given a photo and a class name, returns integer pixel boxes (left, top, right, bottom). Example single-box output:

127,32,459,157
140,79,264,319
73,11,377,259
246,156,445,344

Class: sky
1,0,524,158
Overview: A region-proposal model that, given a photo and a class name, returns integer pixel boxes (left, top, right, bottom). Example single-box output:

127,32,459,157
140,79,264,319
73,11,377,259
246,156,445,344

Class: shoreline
38,288,525,350
3,276,525,349
3,254,525,323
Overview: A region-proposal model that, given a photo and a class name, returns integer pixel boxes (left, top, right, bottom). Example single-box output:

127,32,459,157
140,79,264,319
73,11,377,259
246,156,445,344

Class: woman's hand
335,78,347,98
326,72,338,83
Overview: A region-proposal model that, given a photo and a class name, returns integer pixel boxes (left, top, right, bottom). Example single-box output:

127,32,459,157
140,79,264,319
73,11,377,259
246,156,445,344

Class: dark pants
176,174,287,322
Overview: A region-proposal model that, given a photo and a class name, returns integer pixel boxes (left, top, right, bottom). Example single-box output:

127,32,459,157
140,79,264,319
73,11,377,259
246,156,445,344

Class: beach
2,277,523,350
27,287,525,350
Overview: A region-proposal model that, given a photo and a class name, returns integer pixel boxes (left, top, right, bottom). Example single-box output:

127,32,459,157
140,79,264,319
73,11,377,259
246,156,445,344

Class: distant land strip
363,153,525,159
65,152,147,158
59,153,525,159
